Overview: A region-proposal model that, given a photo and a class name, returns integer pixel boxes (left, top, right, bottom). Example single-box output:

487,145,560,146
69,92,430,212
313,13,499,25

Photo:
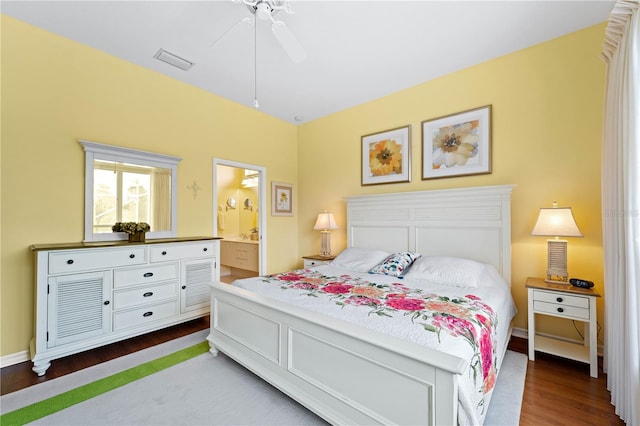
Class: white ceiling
2,1,615,124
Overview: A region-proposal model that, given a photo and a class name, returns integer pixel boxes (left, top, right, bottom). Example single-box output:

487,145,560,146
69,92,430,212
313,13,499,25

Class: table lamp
313,212,338,257
531,202,583,284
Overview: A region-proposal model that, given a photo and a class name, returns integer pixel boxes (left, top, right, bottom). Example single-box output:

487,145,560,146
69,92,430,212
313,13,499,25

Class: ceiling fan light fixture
255,2,272,20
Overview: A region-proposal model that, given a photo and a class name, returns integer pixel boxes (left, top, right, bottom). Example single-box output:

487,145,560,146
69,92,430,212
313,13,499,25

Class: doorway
213,158,267,283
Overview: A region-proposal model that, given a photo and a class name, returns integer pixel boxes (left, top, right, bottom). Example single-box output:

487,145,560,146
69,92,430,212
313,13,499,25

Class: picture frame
361,125,411,186
271,181,294,216
422,105,492,180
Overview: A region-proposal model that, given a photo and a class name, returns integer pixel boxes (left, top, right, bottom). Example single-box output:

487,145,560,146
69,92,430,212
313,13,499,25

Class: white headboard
345,184,515,285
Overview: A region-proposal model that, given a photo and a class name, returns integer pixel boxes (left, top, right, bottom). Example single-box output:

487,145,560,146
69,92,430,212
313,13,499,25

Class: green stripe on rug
1,341,210,426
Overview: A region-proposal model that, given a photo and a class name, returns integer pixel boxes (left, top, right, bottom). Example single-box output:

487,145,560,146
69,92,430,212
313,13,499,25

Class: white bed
207,184,516,425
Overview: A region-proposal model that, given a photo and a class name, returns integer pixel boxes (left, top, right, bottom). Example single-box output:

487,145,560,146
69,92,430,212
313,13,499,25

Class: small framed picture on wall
271,181,294,216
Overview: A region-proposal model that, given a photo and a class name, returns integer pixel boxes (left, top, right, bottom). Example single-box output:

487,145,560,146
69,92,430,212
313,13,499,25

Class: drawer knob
203,247,208,252
143,311,153,317
162,251,167,256
143,292,154,297
129,254,135,259
556,297,563,303
143,272,154,278
181,285,186,290
67,259,74,265
104,300,110,306
557,307,564,313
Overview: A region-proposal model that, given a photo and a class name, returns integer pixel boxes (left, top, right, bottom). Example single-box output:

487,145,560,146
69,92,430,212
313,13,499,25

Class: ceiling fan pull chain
253,15,259,109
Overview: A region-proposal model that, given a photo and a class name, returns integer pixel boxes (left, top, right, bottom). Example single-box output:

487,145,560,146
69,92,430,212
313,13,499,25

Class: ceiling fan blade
210,17,254,48
271,21,306,63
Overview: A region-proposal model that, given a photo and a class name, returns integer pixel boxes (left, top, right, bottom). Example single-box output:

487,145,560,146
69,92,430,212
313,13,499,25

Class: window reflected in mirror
93,160,172,234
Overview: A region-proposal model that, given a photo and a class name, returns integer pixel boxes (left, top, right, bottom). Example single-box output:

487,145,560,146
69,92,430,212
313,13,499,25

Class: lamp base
319,231,332,257
545,239,570,285
545,276,571,285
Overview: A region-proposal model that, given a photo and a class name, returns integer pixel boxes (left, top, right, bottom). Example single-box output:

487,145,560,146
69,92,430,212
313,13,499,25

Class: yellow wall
297,23,607,342
1,15,608,358
0,15,299,356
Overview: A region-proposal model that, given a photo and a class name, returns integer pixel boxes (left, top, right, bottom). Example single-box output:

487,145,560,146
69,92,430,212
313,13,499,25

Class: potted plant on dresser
112,222,151,242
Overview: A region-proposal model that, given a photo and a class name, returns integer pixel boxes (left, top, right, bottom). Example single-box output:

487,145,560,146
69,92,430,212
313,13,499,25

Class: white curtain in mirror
152,167,171,231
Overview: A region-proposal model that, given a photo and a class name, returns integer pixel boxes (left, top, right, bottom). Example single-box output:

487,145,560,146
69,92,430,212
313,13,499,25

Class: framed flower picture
361,125,411,186
271,181,294,216
422,105,492,180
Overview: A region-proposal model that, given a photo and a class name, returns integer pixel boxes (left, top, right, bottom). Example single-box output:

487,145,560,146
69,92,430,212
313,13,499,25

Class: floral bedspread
238,267,503,424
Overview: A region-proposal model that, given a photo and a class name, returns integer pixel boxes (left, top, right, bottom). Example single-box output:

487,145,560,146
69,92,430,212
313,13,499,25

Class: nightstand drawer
532,289,589,309
534,300,590,320
302,255,335,268
304,259,330,268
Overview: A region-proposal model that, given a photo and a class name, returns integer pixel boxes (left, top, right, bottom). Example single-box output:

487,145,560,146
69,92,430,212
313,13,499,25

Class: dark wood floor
2,320,624,425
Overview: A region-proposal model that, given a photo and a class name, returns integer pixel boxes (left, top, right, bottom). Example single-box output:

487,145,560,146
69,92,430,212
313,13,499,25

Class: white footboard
207,281,467,425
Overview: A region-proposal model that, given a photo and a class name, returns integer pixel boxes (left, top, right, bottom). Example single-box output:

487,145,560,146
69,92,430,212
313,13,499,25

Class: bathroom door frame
212,158,267,275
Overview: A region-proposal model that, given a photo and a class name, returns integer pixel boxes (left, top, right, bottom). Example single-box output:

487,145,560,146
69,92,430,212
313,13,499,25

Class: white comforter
233,264,517,425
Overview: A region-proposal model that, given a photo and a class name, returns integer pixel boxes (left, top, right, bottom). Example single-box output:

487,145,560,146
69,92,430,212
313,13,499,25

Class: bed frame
207,184,514,425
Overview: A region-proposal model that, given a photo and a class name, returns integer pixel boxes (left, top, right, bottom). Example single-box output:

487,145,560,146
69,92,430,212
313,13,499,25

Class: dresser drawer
532,290,589,308
533,300,590,320
113,263,179,288
49,246,147,274
150,242,215,262
113,300,178,331
113,282,178,310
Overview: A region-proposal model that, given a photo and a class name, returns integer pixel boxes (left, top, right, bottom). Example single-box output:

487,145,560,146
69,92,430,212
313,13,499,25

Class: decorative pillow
368,252,421,278
403,256,486,287
330,247,390,273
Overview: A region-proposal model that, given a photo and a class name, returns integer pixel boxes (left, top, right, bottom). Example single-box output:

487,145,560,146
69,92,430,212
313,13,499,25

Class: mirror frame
80,140,181,242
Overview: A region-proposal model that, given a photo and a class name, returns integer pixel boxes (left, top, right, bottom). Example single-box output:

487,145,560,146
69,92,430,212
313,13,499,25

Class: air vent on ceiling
153,48,194,71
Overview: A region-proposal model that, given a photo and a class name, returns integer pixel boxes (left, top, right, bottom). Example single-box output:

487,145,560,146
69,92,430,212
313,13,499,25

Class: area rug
1,332,527,425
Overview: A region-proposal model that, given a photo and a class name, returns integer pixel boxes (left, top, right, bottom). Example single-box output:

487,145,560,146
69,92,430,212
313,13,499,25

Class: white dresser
30,237,220,376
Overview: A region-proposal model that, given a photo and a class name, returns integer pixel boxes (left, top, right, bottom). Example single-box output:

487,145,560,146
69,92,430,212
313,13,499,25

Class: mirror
226,197,237,210
81,140,181,242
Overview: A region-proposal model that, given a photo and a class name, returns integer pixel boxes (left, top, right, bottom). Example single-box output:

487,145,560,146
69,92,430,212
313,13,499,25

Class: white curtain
601,1,640,425
151,168,172,231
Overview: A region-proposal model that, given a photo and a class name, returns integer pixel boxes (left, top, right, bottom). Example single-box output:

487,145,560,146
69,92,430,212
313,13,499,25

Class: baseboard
511,327,604,357
1,350,30,368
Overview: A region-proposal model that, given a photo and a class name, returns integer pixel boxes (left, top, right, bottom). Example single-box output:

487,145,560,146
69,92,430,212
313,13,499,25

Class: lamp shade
313,212,338,231
531,207,583,237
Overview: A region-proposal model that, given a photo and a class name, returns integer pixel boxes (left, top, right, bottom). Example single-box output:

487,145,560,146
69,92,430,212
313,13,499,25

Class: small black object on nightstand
569,278,595,288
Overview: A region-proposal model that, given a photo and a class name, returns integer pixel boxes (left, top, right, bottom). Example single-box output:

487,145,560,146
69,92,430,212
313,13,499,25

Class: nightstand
302,254,335,268
526,277,601,378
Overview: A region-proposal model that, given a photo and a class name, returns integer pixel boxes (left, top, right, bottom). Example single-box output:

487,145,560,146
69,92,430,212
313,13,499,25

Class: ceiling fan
212,0,306,64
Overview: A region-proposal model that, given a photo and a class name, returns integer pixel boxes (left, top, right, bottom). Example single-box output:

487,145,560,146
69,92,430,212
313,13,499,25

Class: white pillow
403,256,486,287
330,247,390,273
